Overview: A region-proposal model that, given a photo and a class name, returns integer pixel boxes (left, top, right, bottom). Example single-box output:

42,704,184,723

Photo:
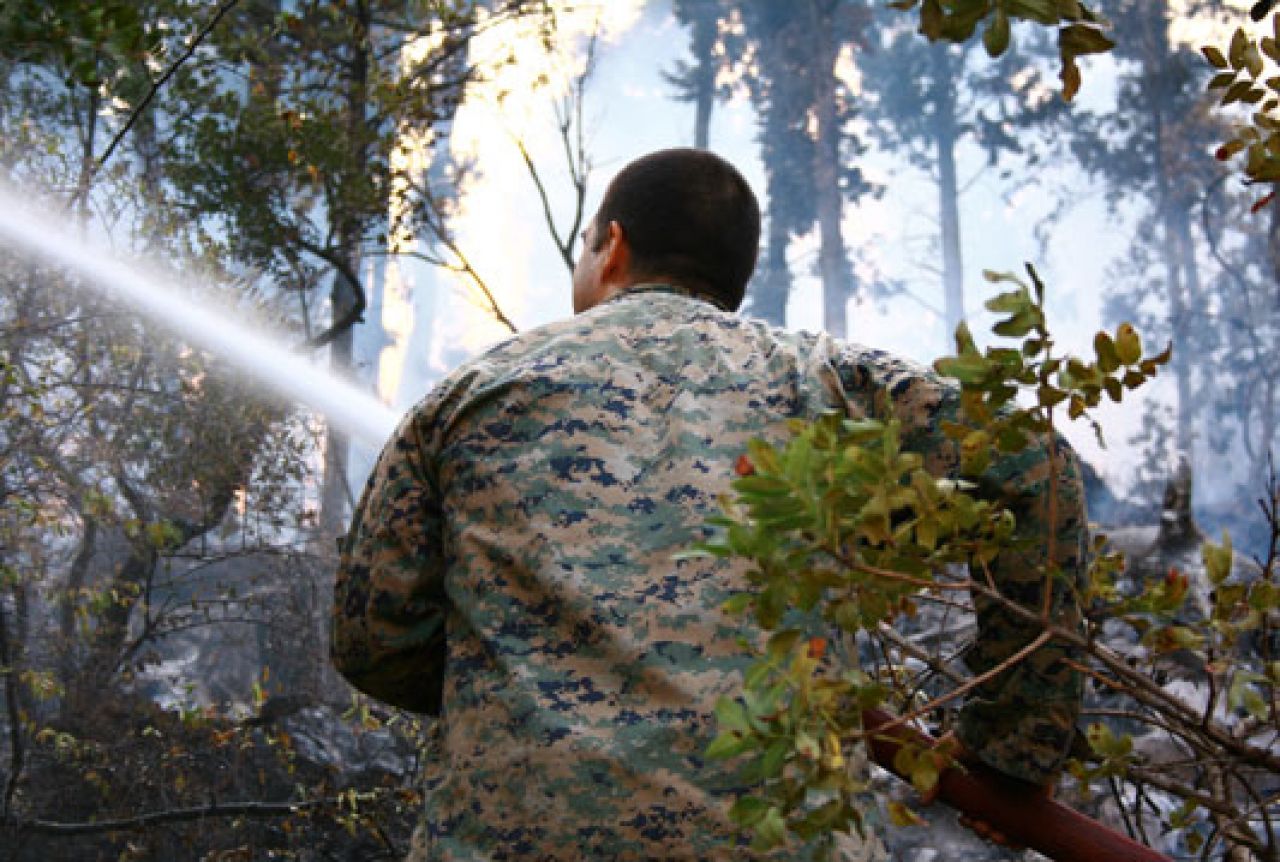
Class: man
333,148,1085,860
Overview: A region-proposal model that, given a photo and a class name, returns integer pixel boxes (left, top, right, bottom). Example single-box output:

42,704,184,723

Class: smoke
0,186,400,446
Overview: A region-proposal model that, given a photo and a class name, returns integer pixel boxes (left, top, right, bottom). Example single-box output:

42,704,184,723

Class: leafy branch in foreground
1204,8,1280,199
693,264,1279,858
889,0,1115,100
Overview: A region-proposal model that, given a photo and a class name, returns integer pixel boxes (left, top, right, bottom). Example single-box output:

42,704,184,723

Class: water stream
0,187,399,446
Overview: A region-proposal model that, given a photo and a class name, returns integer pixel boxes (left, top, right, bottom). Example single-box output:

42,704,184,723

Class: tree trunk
1270,183,1280,289
809,0,851,338
1169,206,1203,458
752,215,791,326
1141,1,1197,462
690,2,717,149
930,42,965,339
319,0,373,538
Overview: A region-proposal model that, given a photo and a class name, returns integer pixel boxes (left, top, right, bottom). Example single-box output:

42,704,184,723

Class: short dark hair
592,148,760,311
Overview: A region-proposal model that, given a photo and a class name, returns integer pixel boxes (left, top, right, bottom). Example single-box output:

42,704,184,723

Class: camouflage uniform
333,285,1086,861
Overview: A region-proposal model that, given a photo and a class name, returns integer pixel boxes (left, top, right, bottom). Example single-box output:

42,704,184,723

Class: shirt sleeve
331,409,449,715
832,345,1086,785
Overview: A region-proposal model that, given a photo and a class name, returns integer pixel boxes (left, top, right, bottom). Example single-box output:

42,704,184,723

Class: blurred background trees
1,0,1279,858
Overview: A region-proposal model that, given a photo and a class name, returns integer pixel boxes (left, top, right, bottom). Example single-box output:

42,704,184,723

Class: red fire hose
862,707,1172,862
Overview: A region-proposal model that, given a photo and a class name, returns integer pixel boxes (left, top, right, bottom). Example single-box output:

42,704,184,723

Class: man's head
571,148,761,314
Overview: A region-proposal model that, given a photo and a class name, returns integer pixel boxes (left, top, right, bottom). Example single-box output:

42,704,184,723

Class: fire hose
862,707,1173,862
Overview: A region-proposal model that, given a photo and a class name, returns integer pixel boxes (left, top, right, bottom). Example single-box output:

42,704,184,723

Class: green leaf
1086,722,1133,759
1203,44,1229,69
760,739,790,778
985,289,1031,314
706,732,751,760
729,796,770,826
715,697,750,733
1059,22,1115,57
1230,27,1249,70
753,806,788,850
766,629,802,658
1114,323,1142,365
934,353,990,384
1007,0,1058,26
1093,331,1119,372
734,475,792,496
1229,677,1268,718
983,7,1011,57
1202,533,1233,586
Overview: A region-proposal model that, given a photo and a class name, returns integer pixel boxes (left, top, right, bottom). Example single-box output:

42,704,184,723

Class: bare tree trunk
752,217,791,326
691,5,716,149
320,290,357,537
1270,185,1280,289
930,42,965,338
320,0,373,538
0,561,27,822
809,0,851,338
1142,2,1197,461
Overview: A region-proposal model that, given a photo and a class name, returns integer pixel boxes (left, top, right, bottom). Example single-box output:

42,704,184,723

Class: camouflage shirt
333,285,1086,861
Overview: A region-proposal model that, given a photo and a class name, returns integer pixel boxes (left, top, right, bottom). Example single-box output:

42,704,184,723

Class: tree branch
13,799,315,837
92,0,242,183
294,240,368,349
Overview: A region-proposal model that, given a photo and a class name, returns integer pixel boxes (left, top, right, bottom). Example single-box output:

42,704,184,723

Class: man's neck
600,281,725,310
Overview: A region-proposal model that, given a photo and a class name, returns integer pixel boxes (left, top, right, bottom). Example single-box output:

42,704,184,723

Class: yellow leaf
888,800,925,827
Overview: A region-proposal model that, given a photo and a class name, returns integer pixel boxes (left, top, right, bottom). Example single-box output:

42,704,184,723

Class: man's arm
951,422,1086,785
833,346,1086,785
332,413,448,715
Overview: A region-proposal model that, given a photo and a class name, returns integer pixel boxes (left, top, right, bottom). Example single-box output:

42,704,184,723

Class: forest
0,0,1278,860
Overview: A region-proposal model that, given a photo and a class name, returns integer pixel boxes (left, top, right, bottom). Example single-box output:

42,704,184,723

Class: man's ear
599,220,630,286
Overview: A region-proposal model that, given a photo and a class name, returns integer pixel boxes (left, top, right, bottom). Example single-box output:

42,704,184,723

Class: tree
862,18,1067,338
164,0,534,534
0,1,553,855
703,269,1280,860
887,0,1113,102
710,1,878,332
1074,1,1230,464
668,0,726,149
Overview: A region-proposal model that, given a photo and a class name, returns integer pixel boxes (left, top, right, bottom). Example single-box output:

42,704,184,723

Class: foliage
1204,9,1280,193
0,1,557,857
700,269,1280,858
888,0,1114,100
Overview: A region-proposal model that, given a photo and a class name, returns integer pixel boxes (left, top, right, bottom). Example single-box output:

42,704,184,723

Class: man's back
338,286,902,859
336,147,1083,862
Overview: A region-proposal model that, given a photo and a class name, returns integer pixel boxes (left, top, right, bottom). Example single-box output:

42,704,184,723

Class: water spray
0,187,399,446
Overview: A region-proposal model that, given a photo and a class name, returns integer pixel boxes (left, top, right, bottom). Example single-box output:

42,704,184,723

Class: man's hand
919,730,1054,850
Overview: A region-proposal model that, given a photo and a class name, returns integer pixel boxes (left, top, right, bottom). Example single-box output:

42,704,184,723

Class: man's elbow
330,622,445,715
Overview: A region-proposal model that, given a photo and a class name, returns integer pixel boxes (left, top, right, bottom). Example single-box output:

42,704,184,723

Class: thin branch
92,0,242,183
294,239,368,349
14,799,315,837
876,622,967,685
382,248,517,335
860,628,1053,742
514,138,574,270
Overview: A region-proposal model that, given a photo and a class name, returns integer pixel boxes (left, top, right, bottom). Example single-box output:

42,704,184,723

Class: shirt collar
603,282,730,311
